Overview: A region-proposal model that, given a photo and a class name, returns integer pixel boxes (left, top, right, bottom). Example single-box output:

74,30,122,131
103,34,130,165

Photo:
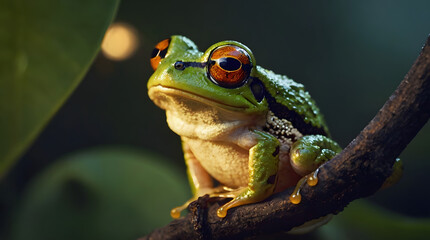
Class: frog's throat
148,85,250,112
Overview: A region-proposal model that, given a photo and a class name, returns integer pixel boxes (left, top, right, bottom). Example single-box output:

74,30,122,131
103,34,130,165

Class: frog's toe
170,198,195,219
196,185,228,196
209,187,243,198
216,196,263,218
289,168,320,204
217,200,242,218
212,187,272,218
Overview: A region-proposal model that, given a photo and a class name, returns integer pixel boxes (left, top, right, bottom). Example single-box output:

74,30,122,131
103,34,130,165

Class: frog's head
147,36,268,115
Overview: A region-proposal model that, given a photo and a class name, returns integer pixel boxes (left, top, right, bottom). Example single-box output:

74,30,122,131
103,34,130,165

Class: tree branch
140,35,430,240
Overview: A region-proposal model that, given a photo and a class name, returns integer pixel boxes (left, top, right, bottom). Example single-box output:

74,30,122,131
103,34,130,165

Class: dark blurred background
1,0,429,239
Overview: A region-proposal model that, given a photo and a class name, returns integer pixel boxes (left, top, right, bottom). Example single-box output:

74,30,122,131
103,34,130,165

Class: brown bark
139,35,430,240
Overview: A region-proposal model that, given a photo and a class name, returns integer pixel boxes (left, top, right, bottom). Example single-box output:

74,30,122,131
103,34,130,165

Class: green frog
147,36,342,219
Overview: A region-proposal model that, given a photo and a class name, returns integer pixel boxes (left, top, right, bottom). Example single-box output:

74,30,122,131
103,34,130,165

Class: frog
147,36,342,219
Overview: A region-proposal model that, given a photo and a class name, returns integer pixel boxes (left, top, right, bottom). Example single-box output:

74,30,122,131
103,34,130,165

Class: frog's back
255,66,329,136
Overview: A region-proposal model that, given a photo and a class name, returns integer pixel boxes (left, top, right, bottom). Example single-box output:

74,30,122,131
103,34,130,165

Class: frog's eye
207,45,252,88
150,38,170,71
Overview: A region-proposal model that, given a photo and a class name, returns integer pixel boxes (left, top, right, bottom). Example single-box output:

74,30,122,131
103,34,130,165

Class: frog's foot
288,135,341,204
210,185,274,218
170,186,232,219
290,135,341,176
289,168,320,204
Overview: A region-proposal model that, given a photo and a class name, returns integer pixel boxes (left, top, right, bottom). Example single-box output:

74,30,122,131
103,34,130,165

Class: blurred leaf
319,200,430,240
0,0,120,178
11,147,189,240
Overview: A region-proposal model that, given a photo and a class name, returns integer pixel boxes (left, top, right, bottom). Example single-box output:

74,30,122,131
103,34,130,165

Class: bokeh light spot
101,22,139,61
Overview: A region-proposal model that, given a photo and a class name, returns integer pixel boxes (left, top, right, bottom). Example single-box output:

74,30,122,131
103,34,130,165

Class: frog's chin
148,85,266,140
148,85,250,112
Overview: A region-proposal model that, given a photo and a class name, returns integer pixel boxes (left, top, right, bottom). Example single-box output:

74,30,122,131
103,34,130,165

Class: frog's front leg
289,135,342,204
170,141,214,219
182,141,213,196
212,130,280,218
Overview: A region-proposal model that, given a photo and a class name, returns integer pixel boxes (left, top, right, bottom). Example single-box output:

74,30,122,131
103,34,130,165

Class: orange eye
150,38,170,70
207,45,252,88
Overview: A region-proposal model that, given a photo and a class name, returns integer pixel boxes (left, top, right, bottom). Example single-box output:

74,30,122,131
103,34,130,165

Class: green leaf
11,147,190,240
0,0,120,178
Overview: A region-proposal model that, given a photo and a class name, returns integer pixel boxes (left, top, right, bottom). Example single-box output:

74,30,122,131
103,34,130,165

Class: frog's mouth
148,85,250,112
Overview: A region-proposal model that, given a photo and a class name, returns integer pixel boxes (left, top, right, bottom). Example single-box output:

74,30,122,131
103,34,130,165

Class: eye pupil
174,61,185,70
159,48,168,58
218,57,241,71
151,48,159,58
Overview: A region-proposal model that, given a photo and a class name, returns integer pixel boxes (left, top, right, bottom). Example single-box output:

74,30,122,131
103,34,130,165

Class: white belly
185,138,249,188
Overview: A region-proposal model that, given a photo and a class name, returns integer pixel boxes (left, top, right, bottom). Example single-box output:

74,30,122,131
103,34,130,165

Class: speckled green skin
148,35,341,218
255,67,329,134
